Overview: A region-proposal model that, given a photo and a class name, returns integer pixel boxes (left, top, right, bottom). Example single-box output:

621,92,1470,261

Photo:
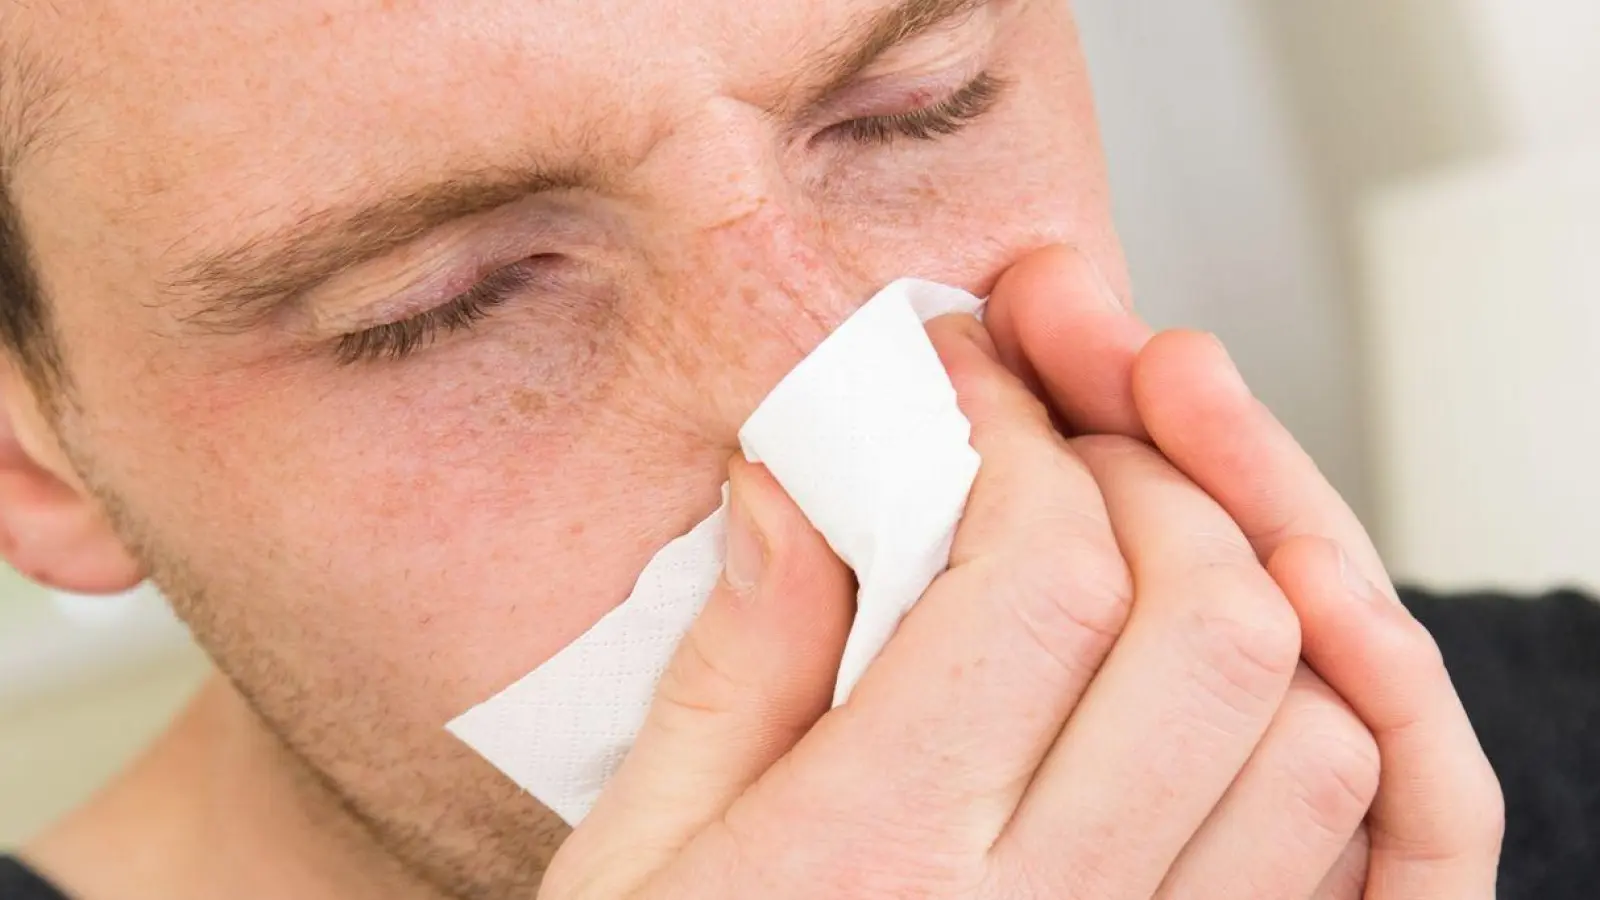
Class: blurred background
3,0,1597,847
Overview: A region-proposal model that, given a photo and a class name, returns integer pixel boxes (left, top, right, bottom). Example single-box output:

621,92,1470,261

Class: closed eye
334,258,554,364
828,70,1008,145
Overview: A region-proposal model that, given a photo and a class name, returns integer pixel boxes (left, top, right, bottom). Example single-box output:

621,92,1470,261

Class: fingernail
1335,545,1381,605
725,475,768,594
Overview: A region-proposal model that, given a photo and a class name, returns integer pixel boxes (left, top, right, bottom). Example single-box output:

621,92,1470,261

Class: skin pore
3,1,1129,898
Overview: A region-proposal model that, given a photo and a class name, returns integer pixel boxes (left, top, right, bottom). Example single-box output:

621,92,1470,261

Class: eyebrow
170,0,995,333
806,0,992,107
168,166,587,331
0,30,72,177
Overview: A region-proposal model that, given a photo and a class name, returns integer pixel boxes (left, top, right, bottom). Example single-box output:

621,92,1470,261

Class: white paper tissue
447,279,985,825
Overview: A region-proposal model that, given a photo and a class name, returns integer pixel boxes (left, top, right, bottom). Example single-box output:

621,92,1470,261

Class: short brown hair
0,29,69,388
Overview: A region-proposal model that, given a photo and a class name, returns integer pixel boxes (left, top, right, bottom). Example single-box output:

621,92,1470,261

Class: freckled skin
10,0,1126,896
510,389,549,418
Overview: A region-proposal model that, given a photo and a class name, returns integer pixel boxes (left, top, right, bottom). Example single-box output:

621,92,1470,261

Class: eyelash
834,71,1008,145
335,261,548,365
336,73,1006,364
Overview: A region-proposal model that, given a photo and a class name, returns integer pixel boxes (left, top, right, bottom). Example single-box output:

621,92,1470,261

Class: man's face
13,0,1118,893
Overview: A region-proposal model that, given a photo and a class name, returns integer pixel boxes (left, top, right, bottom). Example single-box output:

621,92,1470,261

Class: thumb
555,456,854,890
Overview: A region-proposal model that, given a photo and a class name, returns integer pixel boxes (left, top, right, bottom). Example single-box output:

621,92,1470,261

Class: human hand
986,245,1505,898
542,310,1392,898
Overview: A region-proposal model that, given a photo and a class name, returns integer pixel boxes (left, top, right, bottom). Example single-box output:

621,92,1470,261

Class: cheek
97,348,727,722
825,128,1107,299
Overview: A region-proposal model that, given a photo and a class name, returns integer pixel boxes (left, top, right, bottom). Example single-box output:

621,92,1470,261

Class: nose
683,196,862,352
633,100,877,434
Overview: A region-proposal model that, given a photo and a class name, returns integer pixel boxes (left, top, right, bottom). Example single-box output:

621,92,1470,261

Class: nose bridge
696,196,856,339
622,100,886,442
641,100,866,344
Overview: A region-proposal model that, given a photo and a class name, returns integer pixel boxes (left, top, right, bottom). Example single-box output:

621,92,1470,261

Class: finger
1133,330,1393,593
1157,666,1379,900
999,436,1302,897
805,314,1131,833
935,315,1114,571
563,458,855,889
1271,536,1503,900
985,244,1153,437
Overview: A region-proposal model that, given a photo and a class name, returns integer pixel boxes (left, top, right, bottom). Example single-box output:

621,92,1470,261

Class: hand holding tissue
445,267,1493,900
448,279,985,825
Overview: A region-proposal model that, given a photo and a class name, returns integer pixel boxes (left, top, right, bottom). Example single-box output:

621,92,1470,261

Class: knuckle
1484,784,1509,850
1183,568,1302,716
1282,705,1382,838
1387,614,1450,676
1360,727,1504,865
1371,763,1506,865
653,627,744,721
998,533,1133,678
1465,763,1509,852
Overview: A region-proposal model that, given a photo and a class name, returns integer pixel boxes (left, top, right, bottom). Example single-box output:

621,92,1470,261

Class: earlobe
0,365,145,594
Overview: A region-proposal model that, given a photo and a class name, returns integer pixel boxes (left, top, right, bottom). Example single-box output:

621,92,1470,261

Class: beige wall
1076,0,1374,519
1358,148,1600,593
1252,0,1505,197
0,650,208,846
0,569,209,846
1080,0,1598,577
1243,0,1507,554
1256,0,1600,589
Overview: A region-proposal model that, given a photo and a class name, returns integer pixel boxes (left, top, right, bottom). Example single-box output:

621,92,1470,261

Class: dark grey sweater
1402,587,1600,899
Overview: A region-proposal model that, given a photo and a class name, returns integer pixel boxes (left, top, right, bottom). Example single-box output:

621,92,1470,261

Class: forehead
24,0,869,182
17,0,906,274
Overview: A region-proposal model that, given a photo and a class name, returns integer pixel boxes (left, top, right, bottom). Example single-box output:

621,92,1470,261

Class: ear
0,363,144,594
